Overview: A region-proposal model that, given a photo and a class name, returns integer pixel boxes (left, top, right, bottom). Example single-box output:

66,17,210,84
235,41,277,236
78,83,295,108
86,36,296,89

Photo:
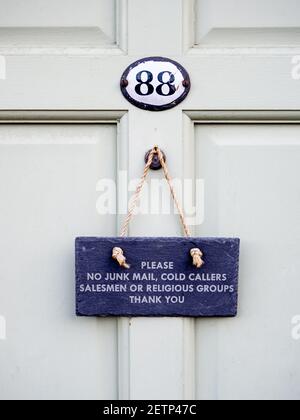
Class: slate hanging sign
75,146,240,318
76,237,240,317
120,57,191,111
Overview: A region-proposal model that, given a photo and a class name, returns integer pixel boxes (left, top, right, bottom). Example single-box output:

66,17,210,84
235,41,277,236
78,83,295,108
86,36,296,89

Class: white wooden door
0,0,300,400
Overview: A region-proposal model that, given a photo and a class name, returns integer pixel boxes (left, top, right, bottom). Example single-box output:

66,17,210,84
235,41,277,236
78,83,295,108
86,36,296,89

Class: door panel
196,0,300,42
195,124,300,400
0,0,115,38
0,124,118,400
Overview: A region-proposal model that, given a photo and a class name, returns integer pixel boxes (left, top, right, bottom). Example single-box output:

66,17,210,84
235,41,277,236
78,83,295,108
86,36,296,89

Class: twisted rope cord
156,148,191,238
120,146,191,237
120,147,156,237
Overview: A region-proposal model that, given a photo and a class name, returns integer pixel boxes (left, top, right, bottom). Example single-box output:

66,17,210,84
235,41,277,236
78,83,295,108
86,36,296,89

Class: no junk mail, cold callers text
79,260,234,305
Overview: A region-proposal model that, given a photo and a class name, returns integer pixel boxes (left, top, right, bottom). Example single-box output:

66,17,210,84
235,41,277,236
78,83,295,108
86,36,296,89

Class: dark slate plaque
76,237,240,317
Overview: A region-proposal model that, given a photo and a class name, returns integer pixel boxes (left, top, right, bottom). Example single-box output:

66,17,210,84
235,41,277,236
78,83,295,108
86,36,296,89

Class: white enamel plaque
120,57,191,111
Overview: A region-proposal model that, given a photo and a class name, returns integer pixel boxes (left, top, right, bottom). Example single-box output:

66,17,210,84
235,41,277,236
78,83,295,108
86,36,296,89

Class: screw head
182,79,190,88
120,78,129,88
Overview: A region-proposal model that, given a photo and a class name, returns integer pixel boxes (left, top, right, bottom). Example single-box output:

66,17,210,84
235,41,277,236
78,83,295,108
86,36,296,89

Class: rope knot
190,248,204,269
112,247,130,269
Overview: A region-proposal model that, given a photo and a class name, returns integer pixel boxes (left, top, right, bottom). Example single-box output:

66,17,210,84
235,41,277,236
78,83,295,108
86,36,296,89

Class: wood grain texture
76,237,240,317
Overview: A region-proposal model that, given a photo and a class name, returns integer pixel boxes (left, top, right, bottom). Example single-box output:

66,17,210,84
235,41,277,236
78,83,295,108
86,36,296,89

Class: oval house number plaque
120,57,191,111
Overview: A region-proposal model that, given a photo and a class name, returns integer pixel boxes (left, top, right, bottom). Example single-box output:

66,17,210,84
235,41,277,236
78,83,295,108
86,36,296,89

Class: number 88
135,71,176,97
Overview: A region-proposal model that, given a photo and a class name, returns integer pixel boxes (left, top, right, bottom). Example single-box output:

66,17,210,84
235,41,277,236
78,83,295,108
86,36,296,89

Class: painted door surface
0,0,300,400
